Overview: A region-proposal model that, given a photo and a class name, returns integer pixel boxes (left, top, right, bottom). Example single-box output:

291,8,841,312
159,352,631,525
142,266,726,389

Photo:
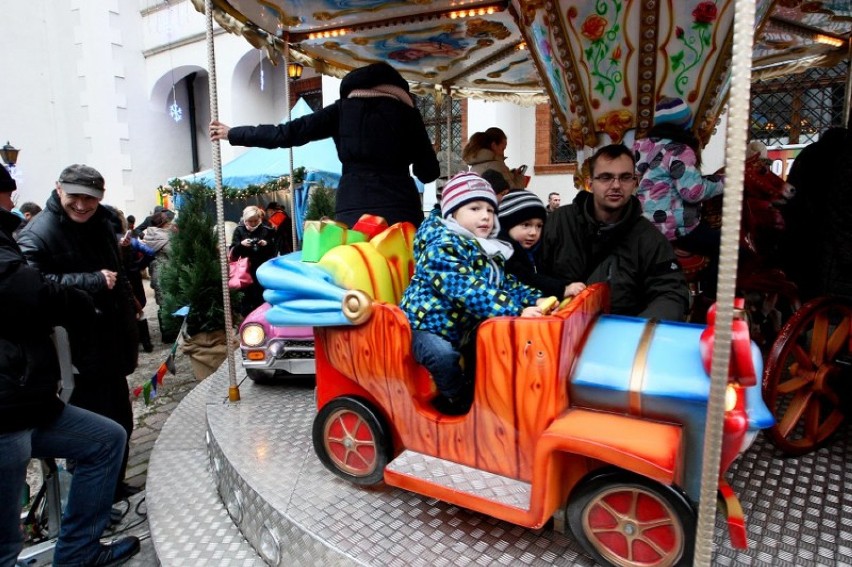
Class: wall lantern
287,62,303,80
0,141,19,168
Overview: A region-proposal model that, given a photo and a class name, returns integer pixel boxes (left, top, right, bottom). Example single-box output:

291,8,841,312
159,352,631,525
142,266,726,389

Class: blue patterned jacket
401,209,541,346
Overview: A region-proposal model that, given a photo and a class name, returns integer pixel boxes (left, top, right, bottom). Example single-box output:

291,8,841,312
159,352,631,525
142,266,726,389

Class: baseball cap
58,164,105,198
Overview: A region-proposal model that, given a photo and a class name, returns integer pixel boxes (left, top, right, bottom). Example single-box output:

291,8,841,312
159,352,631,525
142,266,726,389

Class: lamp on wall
287,62,303,80
0,141,19,168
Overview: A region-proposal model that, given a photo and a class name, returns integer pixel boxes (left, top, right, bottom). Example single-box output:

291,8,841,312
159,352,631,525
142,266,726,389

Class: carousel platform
147,362,852,566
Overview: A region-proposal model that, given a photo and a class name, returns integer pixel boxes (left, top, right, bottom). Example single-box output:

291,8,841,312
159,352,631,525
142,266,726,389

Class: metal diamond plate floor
148,363,852,566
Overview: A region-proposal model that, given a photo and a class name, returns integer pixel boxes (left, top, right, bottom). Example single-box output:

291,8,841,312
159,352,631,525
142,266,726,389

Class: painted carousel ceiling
195,0,851,148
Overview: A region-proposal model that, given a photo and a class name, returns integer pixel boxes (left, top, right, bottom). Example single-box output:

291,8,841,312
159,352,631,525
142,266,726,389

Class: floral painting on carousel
521,0,740,147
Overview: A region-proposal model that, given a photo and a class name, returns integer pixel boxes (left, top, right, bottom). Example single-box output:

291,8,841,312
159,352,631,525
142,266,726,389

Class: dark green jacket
540,192,688,321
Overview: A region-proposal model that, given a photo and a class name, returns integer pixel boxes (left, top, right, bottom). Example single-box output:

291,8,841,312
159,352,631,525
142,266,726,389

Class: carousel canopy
194,0,851,148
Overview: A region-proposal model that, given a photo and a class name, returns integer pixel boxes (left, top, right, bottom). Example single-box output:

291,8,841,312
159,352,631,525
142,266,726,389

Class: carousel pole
284,40,298,251
445,85,452,179
204,0,240,402
844,38,852,128
693,0,755,563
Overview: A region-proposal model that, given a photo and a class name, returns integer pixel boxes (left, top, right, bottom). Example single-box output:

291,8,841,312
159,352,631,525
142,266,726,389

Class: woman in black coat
230,205,276,315
211,62,440,228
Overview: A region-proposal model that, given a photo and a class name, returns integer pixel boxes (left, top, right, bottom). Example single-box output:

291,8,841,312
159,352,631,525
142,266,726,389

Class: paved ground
21,280,207,566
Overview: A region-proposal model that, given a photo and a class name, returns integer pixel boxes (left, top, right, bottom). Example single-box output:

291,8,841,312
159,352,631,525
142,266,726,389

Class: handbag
228,254,252,290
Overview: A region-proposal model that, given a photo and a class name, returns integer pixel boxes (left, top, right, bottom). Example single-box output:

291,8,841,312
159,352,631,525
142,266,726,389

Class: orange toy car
256,222,774,567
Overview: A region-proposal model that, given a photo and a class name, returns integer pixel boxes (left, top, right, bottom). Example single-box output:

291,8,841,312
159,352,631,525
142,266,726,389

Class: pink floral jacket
633,137,724,241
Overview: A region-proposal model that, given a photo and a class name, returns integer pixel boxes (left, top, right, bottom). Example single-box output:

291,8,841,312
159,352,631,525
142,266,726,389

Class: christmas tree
159,182,227,339
305,182,336,221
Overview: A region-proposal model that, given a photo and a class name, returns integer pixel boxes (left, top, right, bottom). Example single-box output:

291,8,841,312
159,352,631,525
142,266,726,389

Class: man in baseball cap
1,163,140,565
18,164,142,505
53,164,106,223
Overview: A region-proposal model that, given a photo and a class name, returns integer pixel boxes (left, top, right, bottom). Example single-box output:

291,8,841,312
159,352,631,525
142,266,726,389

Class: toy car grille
279,340,315,359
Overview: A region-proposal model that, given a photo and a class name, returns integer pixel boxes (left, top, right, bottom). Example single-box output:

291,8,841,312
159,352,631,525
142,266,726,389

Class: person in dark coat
497,190,581,299
210,62,440,228
264,201,294,255
230,205,277,316
782,126,850,300
0,166,140,567
540,145,688,321
16,164,141,502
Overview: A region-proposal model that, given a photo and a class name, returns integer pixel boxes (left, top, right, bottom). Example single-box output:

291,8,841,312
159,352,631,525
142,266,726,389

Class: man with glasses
540,144,688,321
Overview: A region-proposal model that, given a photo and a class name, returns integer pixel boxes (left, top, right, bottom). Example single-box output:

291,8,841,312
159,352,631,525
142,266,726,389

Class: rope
204,0,239,402
693,0,755,563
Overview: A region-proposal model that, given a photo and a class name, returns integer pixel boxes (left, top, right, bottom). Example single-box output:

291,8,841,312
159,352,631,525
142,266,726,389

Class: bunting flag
133,311,188,405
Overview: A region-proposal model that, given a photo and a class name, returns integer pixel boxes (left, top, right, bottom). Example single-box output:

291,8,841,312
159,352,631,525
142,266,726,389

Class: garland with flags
133,314,187,405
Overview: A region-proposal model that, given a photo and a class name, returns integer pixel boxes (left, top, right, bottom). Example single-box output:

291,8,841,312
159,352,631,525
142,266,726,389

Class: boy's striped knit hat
441,171,497,218
654,96,692,128
498,190,546,229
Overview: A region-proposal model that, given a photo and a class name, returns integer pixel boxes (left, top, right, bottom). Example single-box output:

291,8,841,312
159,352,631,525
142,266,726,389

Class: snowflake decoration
169,100,183,122
169,84,183,122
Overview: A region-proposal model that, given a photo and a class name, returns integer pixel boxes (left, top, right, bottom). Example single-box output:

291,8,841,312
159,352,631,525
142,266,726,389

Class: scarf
443,217,514,286
347,84,414,108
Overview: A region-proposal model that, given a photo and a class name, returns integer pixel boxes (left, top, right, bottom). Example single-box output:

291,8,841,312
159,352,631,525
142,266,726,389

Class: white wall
1,2,98,210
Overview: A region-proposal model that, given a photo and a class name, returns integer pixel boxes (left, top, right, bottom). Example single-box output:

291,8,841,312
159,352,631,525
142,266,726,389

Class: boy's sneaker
431,394,471,415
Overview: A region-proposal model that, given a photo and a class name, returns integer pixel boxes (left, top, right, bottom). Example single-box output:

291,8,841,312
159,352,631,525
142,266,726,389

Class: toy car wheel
762,296,851,456
246,368,276,383
312,397,391,486
567,470,696,567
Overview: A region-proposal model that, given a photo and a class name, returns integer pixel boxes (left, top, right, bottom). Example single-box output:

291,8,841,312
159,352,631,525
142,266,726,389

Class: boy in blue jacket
401,172,547,415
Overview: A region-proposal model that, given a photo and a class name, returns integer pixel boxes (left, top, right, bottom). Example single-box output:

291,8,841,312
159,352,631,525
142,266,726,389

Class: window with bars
534,104,577,174
551,117,577,163
415,94,464,176
749,61,848,146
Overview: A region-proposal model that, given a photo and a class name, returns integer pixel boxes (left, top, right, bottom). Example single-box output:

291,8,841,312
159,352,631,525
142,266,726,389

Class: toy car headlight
725,384,739,412
241,324,266,347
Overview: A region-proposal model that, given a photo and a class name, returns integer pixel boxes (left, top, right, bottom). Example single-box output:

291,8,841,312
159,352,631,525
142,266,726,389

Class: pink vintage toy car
238,302,315,381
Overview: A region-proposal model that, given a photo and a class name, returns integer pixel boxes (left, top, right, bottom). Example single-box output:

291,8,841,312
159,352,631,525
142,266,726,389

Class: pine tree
159,183,227,338
304,182,336,221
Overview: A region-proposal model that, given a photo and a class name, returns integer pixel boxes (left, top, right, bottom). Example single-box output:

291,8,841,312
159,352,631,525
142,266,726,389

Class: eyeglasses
593,173,636,184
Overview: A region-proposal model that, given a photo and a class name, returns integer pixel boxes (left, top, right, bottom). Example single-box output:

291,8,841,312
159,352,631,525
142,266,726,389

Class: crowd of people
2,58,845,562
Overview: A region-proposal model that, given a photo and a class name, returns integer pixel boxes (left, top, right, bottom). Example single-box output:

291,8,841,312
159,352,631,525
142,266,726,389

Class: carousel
141,1,852,566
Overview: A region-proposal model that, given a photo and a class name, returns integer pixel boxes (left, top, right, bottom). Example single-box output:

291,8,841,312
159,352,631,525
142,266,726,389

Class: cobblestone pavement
22,280,207,566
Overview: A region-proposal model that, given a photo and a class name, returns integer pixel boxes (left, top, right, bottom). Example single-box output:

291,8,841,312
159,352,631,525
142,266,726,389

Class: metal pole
284,40,299,251
204,0,239,402
693,0,755,563
844,38,852,128
445,86,452,179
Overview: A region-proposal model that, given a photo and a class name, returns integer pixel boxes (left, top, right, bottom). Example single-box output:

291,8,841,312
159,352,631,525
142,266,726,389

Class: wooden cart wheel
312,397,391,486
567,470,695,567
762,297,852,455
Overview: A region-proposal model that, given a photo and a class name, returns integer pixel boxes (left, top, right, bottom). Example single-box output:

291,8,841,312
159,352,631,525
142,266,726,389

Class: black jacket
17,192,139,379
228,64,440,228
0,209,95,432
230,223,277,278
496,228,569,298
540,192,688,321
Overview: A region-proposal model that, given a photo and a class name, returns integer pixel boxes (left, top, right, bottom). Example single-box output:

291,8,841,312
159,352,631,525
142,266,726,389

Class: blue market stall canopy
180,98,342,188
193,0,851,149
